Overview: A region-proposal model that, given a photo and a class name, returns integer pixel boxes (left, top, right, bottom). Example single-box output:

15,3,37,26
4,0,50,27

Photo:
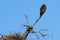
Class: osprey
40,4,46,17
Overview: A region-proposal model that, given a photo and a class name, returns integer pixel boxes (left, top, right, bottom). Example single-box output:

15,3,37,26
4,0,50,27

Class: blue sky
0,0,60,40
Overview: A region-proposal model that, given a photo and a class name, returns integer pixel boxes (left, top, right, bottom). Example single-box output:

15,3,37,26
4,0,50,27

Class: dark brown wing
40,4,46,17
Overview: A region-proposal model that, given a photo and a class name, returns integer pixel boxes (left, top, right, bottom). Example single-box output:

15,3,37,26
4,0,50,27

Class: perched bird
40,4,46,17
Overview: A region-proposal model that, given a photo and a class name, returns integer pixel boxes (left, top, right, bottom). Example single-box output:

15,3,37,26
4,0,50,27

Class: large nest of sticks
0,33,21,40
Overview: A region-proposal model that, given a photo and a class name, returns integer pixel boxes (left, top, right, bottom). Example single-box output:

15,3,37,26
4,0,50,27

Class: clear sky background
0,0,60,40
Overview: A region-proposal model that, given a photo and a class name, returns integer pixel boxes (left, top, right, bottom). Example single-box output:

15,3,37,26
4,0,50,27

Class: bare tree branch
25,14,29,26
32,16,41,27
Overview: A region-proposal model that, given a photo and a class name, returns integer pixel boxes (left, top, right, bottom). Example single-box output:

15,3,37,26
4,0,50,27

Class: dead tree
0,4,48,40
20,4,48,40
